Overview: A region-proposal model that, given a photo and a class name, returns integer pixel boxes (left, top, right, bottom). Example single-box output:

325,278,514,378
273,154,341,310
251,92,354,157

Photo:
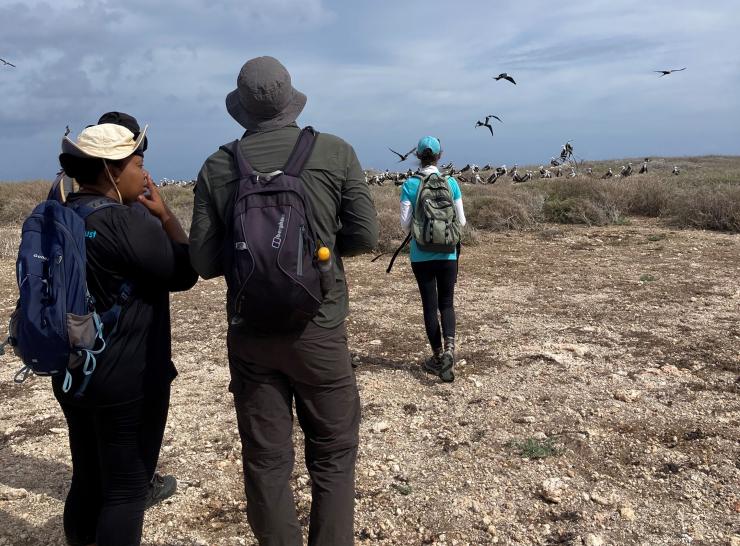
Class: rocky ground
1,219,738,546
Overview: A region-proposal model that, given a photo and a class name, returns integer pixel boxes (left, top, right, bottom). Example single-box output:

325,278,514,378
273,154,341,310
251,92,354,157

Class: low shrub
610,176,672,217
2,156,739,256
508,437,559,459
668,184,740,231
543,196,621,226
466,188,544,231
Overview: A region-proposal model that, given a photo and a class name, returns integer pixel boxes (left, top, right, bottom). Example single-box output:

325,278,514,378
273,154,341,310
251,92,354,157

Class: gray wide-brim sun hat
225,56,307,132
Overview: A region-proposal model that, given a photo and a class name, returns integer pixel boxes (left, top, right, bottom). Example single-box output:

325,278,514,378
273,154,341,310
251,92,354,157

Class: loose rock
619,504,636,521
371,421,389,434
539,477,567,504
590,491,613,507
614,389,642,402
0,485,29,501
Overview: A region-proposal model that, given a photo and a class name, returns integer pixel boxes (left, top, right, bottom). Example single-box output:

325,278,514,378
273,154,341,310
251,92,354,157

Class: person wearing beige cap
190,56,378,545
54,115,198,546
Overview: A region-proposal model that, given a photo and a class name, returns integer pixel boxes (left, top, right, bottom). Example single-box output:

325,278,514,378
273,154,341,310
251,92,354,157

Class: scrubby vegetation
2,156,739,257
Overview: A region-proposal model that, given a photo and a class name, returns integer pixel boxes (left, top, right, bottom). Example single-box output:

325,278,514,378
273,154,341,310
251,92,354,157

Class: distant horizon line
2,154,739,183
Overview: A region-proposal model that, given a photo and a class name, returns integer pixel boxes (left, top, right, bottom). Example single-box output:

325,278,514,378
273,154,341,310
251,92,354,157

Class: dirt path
1,219,738,546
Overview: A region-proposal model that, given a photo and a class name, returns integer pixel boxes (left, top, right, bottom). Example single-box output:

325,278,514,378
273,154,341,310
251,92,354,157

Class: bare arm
137,176,189,244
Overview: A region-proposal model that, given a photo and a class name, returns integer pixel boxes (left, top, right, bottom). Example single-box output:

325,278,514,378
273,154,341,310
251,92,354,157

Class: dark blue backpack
1,176,130,397
220,126,324,333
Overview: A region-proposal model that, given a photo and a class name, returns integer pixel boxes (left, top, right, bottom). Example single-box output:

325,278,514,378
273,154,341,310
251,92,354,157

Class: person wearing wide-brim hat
190,56,378,544
54,115,197,546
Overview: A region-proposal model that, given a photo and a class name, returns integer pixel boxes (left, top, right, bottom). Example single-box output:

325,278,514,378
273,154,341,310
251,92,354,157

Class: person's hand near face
137,173,170,223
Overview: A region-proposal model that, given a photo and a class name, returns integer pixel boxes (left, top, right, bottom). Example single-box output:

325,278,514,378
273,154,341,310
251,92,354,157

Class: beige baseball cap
61,123,148,160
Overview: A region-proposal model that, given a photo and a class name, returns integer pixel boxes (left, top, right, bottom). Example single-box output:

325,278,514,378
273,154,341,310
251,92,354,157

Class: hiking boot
144,473,177,509
439,337,455,383
422,347,444,375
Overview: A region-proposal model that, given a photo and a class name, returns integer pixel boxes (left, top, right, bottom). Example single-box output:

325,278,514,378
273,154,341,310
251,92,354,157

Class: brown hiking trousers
227,321,360,546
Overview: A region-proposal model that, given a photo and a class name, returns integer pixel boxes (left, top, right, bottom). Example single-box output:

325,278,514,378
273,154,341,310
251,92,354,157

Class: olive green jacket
189,124,378,328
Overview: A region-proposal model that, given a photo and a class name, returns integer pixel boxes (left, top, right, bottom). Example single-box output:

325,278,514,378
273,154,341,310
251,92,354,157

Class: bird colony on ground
364,155,681,187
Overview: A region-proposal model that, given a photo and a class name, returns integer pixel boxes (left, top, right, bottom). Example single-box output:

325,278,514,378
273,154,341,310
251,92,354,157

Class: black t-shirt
52,194,198,407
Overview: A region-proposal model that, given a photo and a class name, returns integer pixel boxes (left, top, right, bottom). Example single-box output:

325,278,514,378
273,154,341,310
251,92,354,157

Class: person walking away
50,118,197,545
189,56,378,545
400,136,466,382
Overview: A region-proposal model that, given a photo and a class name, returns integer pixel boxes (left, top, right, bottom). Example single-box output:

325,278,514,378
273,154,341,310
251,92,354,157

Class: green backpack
411,172,461,253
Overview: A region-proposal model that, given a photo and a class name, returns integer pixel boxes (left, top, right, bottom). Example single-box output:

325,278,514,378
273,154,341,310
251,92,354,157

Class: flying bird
64,125,71,137
388,147,416,162
493,73,516,85
0,58,16,68
655,68,686,77
474,115,503,136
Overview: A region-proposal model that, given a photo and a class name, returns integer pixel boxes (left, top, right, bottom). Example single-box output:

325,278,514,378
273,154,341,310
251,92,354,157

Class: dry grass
0,181,48,226
669,184,740,231
465,187,544,230
534,178,623,226
159,185,194,231
1,155,738,259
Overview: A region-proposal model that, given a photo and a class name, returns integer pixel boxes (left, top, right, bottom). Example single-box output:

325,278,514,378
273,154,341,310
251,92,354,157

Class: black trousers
411,259,458,349
227,321,360,546
56,388,170,546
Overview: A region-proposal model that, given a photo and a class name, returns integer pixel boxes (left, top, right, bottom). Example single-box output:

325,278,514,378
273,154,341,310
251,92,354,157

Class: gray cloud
0,0,738,180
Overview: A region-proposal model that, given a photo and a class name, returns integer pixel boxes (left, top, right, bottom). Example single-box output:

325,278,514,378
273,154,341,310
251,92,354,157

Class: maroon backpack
221,127,323,333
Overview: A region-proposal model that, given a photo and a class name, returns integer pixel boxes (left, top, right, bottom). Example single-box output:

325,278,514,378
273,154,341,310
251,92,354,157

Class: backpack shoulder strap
47,171,66,203
67,199,135,318
218,141,235,157
220,140,255,178
442,174,454,191
283,126,319,177
414,172,435,210
67,198,124,221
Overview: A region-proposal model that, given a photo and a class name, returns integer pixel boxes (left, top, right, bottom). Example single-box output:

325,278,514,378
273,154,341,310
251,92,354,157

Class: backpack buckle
14,365,33,384
252,170,283,184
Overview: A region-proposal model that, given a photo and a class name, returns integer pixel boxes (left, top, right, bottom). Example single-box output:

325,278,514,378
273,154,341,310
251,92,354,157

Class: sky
1,0,739,180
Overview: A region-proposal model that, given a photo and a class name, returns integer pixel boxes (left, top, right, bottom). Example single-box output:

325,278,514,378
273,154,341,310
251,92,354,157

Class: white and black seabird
474,115,503,137
493,73,516,85
388,147,416,162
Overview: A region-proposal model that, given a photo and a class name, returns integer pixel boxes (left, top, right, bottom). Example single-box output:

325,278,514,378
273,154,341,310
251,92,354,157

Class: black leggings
57,388,170,546
411,259,458,349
